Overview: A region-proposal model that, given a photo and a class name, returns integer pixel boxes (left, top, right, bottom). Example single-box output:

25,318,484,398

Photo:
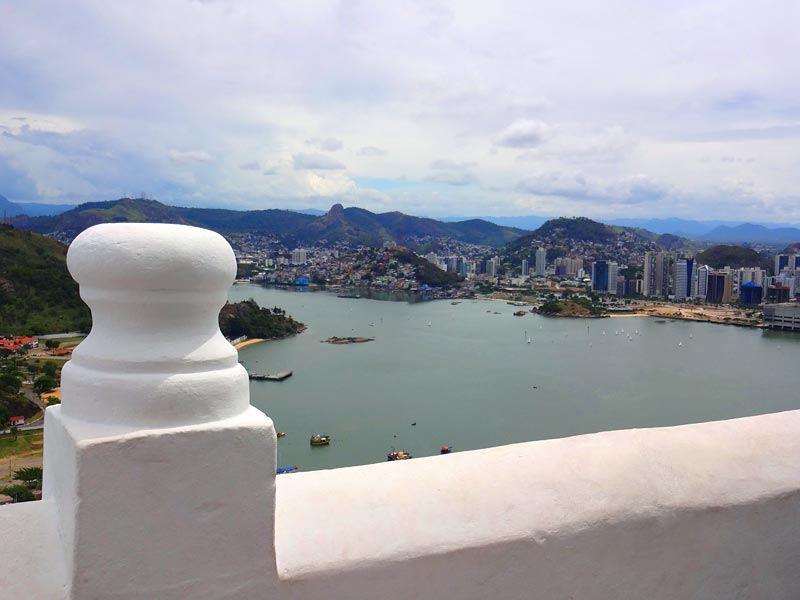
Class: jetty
248,371,293,381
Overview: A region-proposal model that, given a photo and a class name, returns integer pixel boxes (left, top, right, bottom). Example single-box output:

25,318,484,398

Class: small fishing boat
440,446,453,454
276,431,286,438
310,434,331,446
387,450,412,461
276,466,299,474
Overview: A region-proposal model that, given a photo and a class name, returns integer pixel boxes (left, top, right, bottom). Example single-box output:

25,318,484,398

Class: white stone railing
1,223,799,599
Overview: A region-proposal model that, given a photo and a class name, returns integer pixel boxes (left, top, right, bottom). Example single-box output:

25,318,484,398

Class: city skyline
1,1,799,222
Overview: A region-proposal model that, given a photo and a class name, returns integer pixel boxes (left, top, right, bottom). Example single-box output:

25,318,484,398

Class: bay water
229,285,800,472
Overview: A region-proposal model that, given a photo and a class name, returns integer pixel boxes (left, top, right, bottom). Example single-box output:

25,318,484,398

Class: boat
513,310,527,316
310,434,331,446
440,446,453,454
387,450,412,461
276,466,299,474
276,431,286,438
249,371,293,381
337,293,361,299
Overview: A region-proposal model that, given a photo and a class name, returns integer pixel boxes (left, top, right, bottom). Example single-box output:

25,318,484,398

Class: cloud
306,137,344,152
239,161,260,171
516,172,670,205
292,153,346,170
357,146,386,157
262,165,279,175
424,171,477,186
168,150,214,165
430,159,476,170
496,120,551,148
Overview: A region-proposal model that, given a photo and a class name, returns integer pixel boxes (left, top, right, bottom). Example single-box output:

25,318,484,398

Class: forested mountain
15,198,524,248
695,245,772,271
0,225,91,335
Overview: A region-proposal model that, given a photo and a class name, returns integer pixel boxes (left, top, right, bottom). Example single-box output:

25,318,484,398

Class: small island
322,336,375,345
219,299,305,340
534,298,608,318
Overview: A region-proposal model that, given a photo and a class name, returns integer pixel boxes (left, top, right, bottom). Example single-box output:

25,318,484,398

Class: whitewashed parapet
43,224,278,599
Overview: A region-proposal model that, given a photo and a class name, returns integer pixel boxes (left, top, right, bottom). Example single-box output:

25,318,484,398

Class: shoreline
233,325,308,350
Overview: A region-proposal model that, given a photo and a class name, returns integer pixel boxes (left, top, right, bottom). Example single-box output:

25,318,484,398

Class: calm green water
229,285,800,471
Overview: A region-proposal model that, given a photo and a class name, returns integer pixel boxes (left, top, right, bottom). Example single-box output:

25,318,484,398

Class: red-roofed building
9,416,24,426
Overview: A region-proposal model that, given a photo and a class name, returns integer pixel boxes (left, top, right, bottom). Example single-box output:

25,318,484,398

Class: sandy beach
234,338,266,350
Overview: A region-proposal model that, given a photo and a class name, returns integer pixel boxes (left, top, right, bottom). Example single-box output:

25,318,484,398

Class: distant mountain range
5,191,799,246
442,214,800,245
0,194,77,217
12,198,526,248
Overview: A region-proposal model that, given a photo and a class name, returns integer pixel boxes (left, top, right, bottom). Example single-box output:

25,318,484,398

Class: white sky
1,0,799,222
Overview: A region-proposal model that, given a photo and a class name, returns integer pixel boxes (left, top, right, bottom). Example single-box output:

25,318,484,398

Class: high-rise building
775,254,790,275
535,247,546,275
521,259,529,277
706,272,732,304
740,281,763,305
486,257,499,277
696,265,710,299
592,260,618,294
674,258,695,301
290,248,308,265
643,251,670,297
592,260,608,293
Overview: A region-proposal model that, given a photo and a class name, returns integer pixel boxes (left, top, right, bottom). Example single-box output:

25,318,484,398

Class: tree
0,405,9,429
45,339,59,350
42,361,58,378
1,485,35,503
13,467,43,489
33,375,58,396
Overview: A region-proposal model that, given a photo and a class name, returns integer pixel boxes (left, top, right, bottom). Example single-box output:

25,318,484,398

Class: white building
290,248,308,265
535,247,547,275
521,259,529,277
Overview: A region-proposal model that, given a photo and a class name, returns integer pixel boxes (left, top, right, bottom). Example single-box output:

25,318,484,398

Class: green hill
0,225,91,335
695,245,771,271
18,198,525,248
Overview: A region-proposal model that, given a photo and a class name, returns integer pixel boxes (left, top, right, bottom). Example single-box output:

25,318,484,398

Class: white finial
61,223,249,427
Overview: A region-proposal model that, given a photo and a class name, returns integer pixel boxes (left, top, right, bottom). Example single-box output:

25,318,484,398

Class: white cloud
495,120,551,148
357,146,386,157
1,2,799,221
292,153,346,170
306,137,344,152
239,161,260,171
168,150,214,165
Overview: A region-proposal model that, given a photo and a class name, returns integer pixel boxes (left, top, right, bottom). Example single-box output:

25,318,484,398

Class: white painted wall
1,223,799,599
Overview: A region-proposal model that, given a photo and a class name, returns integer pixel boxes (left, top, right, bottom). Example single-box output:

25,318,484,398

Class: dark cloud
292,153,346,170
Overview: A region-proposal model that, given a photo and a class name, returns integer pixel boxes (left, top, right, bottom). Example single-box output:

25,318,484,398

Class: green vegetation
389,247,462,287
0,225,91,335
21,198,524,248
538,297,606,317
219,300,305,340
535,217,615,243
13,467,42,488
0,484,35,502
0,429,44,459
696,245,771,271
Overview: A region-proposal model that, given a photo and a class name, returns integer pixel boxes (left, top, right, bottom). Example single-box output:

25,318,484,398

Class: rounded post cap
67,223,236,292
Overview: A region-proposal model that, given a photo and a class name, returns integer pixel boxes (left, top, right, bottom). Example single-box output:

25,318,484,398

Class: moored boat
276,431,286,438
310,434,331,446
276,466,298,474
387,450,412,461
440,446,453,454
